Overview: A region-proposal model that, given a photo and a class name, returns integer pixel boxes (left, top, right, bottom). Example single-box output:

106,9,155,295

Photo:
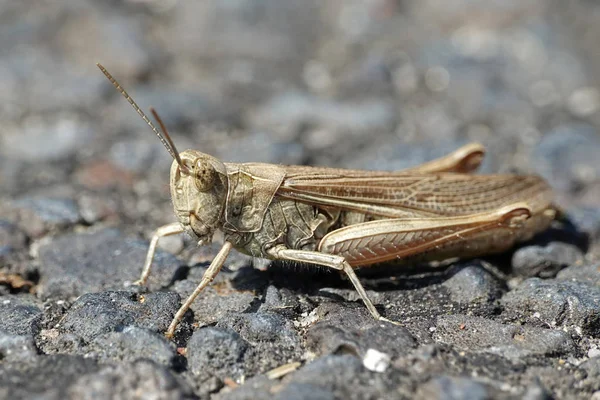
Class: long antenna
96,63,190,174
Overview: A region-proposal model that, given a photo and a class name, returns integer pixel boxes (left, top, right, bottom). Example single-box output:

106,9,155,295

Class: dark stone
173,278,257,326
433,315,575,360
0,333,38,363
2,197,81,238
556,263,600,287
67,359,196,400
272,383,335,400
0,355,100,400
415,375,490,400
217,312,303,372
58,291,180,342
307,303,416,359
501,278,600,336
187,327,248,380
37,229,184,299
512,242,584,278
86,326,177,367
442,262,504,303
0,296,42,336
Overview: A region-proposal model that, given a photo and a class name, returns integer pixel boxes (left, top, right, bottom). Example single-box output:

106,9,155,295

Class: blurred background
1,0,600,240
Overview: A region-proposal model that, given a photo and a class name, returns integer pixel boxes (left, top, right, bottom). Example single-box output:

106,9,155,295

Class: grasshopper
97,64,556,338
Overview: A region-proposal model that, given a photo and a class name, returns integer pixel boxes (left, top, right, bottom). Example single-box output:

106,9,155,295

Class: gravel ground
2,1,600,399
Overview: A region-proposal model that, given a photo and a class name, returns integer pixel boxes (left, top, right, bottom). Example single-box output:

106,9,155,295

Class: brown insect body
172,152,554,267
96,64,556,338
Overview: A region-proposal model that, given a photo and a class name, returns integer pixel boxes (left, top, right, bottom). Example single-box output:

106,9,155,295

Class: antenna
96,63,190,174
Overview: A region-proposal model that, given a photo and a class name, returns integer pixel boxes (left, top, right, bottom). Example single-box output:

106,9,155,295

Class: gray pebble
215,312,303,374
37,229,183,299
187,327,249,380
218,312,298,346
415,375,489,400
173,279,257,326
307,303,416,358
86,326,177,367
67,359,195,400
0,333,38,363
272,383,335,400
442,262,503,303
556,263,600,286
0,354,100,400
433,315,575,360
501,278,600,335
0,296,42,336
58,291,180,343
512,242,584,278
3,196,80,238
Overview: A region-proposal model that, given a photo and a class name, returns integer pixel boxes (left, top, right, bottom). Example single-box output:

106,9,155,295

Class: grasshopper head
95,64,229,245
170,150,228,245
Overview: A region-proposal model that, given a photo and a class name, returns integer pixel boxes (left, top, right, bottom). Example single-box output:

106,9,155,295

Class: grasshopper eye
194,159,216,191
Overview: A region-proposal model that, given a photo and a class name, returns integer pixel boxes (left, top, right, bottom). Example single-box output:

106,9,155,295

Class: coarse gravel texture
2,1,600,399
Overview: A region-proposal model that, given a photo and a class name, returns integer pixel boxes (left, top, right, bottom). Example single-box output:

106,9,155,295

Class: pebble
187,327,249,380
37,229,184,299
433,315,575,360
556,263,600,287
441,262,503,303
0,355,100,400
3,197,81,238
86,326,177,367
0,333,38,363
512,242,584,278
415,375,490,400
57,291,180,343
307,302,416,359
0,296,42,337
501,278,600,336
67,360,195,400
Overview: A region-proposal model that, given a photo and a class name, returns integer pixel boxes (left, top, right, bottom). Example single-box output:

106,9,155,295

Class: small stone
0,355,100,400
58,291,180,343
77,194,119,224
433,315,575,360
501,278,600,336
556,263,600,287
86,326,177,367
512,242,584,278
307,303,416,359
37,229,184,299
0,333,38,363
0,296,42,336
173,279,257,327
442,262,503,303
67,359,195,400
187,327,248,380
416,375,490,400
362,348,391,372
3,197,81,238
588,347,600,358
272,383,335,400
